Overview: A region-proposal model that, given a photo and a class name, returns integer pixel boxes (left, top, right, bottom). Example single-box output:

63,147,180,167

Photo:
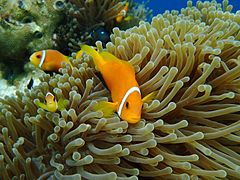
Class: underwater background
138,0,240,15
0,0,240,179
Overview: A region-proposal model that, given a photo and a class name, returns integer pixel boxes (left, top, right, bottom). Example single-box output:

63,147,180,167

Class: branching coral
0,0,240,179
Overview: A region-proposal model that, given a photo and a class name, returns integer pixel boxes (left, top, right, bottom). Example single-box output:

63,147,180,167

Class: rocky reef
0,0,64,89
0,0,240,179
0,0,64,63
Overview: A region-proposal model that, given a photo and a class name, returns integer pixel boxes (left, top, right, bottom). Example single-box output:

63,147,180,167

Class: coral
1,0,240,179
0,67,42,98
55,0,151,52
0,0,65,94
0,0,64,66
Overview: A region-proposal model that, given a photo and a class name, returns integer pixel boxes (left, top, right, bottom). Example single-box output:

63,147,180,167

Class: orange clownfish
35,92,68,112
81,45,155,124
30,50,73,72
116,2,132,23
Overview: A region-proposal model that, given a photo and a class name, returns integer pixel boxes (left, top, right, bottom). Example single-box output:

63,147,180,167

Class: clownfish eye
126,102,129,109
36,54,41,59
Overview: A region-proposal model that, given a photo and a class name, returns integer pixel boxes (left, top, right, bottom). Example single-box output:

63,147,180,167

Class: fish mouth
29,54,35,63
29,54,39,67
126,116,140,124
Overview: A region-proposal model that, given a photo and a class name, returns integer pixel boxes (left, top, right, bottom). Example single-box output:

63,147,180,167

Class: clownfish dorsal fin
100,51,134,70
81,45,105,70
99,51,120,62
142,91,158,103
94,101,118,117
100,51,131,65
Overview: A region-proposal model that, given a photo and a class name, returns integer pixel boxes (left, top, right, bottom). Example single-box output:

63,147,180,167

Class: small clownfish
35,92,68,112
81,45,156,124
30,50,73,72
116,2,132,23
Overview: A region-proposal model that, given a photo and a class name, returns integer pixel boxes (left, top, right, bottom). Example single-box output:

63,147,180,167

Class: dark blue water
135,0,239,16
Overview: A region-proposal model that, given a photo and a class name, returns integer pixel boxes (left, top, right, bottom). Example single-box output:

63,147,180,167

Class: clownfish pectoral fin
57,98,69,111
124,15,133,22
34,99,48,111
142,91,158,103
94,101,118,117
80,45,105,70
44,63,58,72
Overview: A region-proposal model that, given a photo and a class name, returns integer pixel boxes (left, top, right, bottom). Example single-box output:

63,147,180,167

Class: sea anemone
0,0,240,179
54,0,151,53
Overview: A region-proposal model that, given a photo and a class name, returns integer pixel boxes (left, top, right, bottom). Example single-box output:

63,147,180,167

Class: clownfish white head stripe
45,92,58,109
117,86,141,117
120,9,127,17
39,50,46,68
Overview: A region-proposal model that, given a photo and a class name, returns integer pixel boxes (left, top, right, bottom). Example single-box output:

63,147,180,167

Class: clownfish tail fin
93,101,117,117
142,91,158,103
80,45,104,69
76,47,97,59
64,57,73,69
